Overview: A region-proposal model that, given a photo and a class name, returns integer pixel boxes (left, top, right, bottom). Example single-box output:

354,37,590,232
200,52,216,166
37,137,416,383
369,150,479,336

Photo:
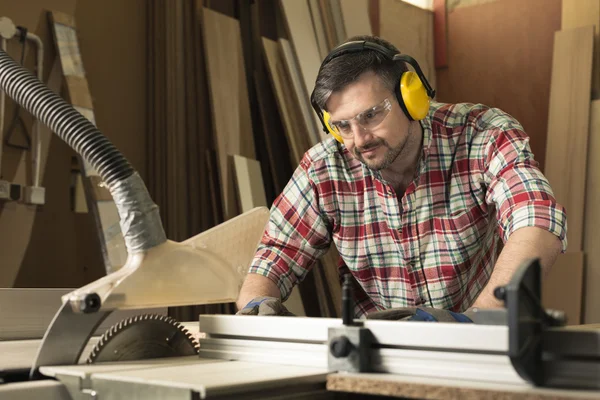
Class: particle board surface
327,372,600,399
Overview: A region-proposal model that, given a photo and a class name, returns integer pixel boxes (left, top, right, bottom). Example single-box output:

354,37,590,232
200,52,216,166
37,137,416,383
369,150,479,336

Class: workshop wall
0,0,147,288
434,0,561,171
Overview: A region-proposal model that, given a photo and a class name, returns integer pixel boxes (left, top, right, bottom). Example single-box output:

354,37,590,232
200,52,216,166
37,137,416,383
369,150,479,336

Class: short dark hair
312,35,408,111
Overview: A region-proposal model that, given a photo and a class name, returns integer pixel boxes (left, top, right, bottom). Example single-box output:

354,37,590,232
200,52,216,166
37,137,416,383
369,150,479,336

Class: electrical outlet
0,180,20,201
23,186,45,205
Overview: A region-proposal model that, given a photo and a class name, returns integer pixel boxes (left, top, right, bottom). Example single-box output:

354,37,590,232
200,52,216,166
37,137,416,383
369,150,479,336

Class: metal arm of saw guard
0,47,270,313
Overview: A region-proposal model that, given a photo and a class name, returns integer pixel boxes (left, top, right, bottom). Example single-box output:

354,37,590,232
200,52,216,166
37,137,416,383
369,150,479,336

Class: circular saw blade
86,314,198,364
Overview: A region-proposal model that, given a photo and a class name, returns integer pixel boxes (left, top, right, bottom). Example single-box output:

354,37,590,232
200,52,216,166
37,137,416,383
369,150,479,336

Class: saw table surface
39,357,330,399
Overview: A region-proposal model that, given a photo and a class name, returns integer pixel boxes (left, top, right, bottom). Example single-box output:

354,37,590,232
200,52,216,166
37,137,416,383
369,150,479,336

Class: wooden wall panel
544,26,594,252
435,0,561,172
380,0,436,90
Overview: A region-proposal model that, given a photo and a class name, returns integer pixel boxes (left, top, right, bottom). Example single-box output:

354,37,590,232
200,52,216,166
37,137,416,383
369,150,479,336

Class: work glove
366,306,473,323
236,296,296,316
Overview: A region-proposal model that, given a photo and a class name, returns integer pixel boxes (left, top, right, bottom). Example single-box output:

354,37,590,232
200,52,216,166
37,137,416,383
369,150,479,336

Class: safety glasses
328,97,393,139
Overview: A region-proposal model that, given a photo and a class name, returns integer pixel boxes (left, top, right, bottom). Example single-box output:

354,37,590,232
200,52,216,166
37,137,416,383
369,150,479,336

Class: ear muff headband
310,40,436,143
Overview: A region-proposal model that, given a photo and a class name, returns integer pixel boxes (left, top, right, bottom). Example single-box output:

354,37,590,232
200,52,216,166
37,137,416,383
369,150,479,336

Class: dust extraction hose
0,48,167,253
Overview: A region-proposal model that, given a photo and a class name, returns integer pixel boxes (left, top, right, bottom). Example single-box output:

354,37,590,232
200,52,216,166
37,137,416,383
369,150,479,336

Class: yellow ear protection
310,40,436,143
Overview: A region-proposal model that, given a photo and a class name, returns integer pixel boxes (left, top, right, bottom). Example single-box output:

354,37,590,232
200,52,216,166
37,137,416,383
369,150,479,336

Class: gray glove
236,296,296,316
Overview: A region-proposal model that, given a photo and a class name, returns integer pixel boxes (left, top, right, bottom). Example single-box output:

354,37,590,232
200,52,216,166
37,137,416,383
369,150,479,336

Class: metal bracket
328,324,374,373
494,258,566,386
327,274,376,373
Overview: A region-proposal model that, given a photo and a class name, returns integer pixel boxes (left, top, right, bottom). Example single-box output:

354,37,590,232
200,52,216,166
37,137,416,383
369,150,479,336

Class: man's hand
471,227,562,309
236,296,296,316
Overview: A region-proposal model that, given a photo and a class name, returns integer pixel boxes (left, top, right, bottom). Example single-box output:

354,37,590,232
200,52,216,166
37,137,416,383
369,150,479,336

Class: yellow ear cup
323,111,344,144
400,71,430,120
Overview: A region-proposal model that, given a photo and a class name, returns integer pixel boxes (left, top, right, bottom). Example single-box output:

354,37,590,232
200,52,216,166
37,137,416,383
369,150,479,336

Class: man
236,35,566,318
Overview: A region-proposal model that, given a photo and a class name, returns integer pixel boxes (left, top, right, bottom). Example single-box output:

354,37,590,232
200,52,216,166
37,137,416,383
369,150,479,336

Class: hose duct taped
0,48,166,252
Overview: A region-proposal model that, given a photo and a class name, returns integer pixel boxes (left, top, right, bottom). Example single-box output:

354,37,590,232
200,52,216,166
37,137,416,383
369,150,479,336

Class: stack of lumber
146,0,434,317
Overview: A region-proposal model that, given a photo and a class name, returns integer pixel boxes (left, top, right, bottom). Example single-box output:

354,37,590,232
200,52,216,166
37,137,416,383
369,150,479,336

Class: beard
353,136,407,171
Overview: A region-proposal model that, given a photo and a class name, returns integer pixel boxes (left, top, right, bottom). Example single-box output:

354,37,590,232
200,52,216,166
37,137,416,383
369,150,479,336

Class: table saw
0,34,599,400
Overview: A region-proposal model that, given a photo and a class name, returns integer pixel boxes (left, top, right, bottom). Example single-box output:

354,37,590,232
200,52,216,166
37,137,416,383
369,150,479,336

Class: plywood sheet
279,0,327,142
233,155,267,214
202,8,256,221
308,0,329,59
262,38,309,164
339,0,372,38
232,155,306,317
583,100,600,323
380,0,435,90
329,0,347,45
544,26,594,252
279,38,320,146
435,0,561,172
562,0,600,99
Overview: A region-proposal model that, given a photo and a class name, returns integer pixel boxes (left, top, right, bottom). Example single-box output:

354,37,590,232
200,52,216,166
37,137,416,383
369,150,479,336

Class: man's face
325,71,412,171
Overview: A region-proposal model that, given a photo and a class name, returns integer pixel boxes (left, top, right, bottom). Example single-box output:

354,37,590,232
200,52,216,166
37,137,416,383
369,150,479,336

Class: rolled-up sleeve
248,159,332,301
483,126,568,252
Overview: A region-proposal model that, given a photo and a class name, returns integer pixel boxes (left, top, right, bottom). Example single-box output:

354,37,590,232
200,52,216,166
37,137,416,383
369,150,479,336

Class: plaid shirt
249,101,567,317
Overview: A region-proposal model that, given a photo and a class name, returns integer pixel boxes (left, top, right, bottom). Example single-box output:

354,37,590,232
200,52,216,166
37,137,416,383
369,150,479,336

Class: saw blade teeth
86,313,199,363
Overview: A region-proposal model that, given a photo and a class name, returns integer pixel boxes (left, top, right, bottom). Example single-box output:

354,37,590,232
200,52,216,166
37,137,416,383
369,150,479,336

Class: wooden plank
318,0,339,49
561,0,600,99
308,0,330,58
64,76,93,108
544,26,594,252
339,0,373,37
48,11,127,274
232,155,267,214
49,10,76,28
279,0,327,142
380,0,436,89
329,0,347,44
232,155,306,317
542,252,584,325
279,38,320,147
584,99,600,323
201,7,256,221
262,37,308,164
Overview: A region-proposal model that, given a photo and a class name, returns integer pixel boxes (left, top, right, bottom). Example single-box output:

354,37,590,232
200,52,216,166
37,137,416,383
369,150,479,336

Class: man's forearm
236,274,281,311
471,227,562,309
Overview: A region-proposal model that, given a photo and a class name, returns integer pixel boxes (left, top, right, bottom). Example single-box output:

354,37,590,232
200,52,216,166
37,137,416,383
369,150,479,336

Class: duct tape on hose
109,172,167,252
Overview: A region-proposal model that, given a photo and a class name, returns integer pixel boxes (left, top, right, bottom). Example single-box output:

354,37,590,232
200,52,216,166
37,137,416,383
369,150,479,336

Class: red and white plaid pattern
248,101,567,317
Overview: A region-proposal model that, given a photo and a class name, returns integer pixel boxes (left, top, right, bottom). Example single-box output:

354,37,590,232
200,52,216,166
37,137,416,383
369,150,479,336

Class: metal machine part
87,314,198,364
0,46,270,376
